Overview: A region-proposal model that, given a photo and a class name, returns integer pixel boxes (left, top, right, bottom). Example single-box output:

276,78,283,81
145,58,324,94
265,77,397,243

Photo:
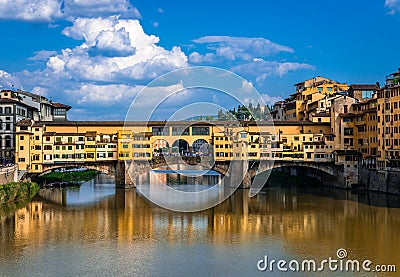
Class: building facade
0,89,70,162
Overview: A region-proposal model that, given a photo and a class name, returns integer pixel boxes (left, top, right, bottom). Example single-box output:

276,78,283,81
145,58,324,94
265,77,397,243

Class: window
5,136,11,147
344,128,354,135
20,136,24,140
5,123,10,130
18,158,25,162
20,146,24,150
192,127,210,136
172,127,189,136
152,127,169,136
4,107,11,114
240,133,247,138
68,146,72,150
46,137,50,141
35,136,39,140
54,108,66,116
344,105,348,113
44,145,52,150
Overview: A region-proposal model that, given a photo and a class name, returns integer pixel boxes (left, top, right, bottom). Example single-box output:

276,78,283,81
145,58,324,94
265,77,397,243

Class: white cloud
153,21,159,28
0,0,140,22
231,59,315,85
0,0,62,22
0,69,22,90
31,86,49,96
28,50,58,61
66,84,141,105
44,17,188,82
385,0,400,13
157,8,164,14
62,0,140,19
189,52,215,63
190,36,294,63
261,94,284,105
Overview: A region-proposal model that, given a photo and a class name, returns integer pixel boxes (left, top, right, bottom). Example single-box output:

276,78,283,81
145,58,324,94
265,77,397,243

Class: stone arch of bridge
251,163,339,188
39,163,115,177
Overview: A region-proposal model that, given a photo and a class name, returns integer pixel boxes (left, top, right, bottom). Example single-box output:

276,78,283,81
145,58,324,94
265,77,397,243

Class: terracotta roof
0,98,39,110
16,119,32,126
51,102,71,110
350,84,379,90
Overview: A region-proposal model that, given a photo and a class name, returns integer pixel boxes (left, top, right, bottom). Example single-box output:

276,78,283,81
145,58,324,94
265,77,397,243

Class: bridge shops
14,119,360,188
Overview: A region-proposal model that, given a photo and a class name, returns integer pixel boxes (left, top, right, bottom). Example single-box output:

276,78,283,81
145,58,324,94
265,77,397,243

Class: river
0,170,399,276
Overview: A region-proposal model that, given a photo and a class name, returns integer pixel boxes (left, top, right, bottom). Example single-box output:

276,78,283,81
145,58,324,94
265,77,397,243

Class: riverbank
38,169,100,184
0,182,40,207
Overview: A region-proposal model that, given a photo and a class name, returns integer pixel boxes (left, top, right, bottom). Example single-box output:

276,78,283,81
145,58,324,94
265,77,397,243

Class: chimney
376,82,380,88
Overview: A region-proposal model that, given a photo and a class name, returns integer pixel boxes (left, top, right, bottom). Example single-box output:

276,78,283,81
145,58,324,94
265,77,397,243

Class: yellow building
377,68,400,169
16,119,337,174
293,76,349,121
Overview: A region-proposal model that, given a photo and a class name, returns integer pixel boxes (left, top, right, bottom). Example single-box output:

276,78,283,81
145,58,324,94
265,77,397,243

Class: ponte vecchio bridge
15,120,356,188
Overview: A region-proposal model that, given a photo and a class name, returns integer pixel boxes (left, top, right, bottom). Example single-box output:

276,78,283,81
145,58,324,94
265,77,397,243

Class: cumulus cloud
0,0,62,22
0,0,140,22
44,17,188,82
189,36,293,63
31,86,49,96
385,0,400,14
0,70,22,90
28,50,58,61
231,59,315,85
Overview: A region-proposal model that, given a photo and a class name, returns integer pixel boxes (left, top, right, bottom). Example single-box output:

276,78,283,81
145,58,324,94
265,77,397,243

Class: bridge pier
115,161,135,189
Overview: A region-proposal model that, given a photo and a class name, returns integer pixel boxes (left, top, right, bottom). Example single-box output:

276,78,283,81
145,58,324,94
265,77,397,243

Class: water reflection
0,173,400,276
38,174,116,206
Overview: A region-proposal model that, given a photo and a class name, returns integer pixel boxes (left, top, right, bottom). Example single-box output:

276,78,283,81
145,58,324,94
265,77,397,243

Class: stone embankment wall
0,165,17,185
359,169,400,195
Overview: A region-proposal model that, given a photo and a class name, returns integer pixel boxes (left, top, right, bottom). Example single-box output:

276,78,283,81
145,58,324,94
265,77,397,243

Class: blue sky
0,0,399,120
